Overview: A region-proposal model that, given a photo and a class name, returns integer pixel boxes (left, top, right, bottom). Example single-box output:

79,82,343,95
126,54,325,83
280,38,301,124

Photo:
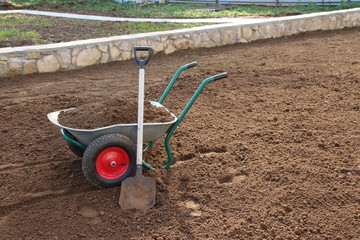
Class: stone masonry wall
0,8,359,77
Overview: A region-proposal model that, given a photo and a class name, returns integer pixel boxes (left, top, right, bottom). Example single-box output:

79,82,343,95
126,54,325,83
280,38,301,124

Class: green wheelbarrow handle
162,72,228,169
144,72,228,170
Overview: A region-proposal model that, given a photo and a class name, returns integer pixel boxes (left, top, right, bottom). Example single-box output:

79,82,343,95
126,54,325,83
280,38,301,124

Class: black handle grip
213,72,228,80
134,46,152,69
185,62,198,69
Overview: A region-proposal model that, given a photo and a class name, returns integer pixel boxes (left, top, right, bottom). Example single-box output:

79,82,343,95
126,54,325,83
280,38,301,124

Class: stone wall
0,8,359,77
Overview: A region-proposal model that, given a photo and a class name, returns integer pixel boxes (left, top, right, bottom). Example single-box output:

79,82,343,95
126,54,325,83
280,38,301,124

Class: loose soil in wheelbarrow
0,27,359,240
58,98,174,129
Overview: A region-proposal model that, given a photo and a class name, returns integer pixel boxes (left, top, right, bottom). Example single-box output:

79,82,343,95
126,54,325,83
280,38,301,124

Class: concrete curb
0,8,359,77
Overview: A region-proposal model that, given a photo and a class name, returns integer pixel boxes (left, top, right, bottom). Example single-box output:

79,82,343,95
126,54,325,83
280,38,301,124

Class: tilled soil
0,27,359,239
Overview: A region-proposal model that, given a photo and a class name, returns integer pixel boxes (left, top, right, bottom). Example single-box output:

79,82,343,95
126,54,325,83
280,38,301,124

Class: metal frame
60,62,228,170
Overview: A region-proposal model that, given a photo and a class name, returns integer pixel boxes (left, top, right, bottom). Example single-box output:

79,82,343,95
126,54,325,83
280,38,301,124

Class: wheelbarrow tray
47,101,177,146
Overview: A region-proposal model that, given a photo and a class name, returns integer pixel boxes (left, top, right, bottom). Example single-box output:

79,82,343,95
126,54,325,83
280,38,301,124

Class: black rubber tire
82,134,136,189
67,142,85,157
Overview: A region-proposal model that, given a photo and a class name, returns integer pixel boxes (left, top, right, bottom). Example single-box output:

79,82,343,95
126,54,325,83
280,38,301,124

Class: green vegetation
0,14,208,47
0,28,44,42
0,14,53,26
0,15,51,45
7,0,360,18
75,21,208,37
112,22,207,34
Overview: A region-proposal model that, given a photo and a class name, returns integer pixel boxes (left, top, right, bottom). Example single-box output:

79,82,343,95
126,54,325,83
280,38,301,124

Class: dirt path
0,27,359,239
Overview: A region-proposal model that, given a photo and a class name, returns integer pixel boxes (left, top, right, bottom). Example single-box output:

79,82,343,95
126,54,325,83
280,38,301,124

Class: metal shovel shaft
136,68,145,166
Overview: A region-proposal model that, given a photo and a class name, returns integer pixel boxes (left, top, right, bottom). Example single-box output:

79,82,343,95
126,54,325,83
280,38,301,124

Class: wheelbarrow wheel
82,134,136,189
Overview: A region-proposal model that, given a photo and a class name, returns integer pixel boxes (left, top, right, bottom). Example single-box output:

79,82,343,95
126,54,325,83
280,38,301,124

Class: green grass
7,0,360,18
86,21,208,37
81,21,208,37
0,14,53,26
0,28,44,41
0,28,20,39
115,22,207,34
0,14,52,46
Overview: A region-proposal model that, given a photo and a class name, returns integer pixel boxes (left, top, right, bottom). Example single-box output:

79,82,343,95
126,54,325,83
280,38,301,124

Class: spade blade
119,173,156,209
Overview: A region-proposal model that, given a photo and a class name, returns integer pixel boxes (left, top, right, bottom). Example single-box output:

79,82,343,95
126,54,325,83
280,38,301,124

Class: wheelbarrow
48,48,228,189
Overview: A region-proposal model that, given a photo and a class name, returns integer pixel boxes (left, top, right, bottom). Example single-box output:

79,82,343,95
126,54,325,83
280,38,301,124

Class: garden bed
0,13,207,48
0,27,359,239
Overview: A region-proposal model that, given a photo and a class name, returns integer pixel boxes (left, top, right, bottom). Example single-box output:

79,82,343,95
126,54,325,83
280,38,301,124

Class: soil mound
58,97,174,129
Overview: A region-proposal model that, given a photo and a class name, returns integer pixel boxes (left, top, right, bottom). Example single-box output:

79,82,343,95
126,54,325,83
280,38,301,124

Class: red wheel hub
96,147,129,180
